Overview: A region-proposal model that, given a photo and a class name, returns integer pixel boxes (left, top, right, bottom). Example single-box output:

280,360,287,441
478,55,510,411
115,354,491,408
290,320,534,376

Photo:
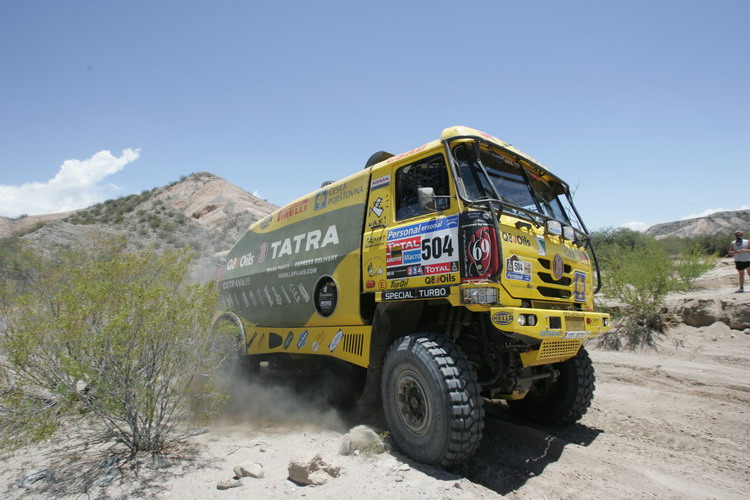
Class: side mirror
418,187,436,212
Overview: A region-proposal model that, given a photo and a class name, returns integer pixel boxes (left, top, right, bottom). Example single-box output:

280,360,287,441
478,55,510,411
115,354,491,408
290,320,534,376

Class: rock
288,454,340,486
18,468,55,489
677,299,723,328
339,425,384,455
216,479,243,490
234,462,264,479
744,328,750,335
724,301,750,330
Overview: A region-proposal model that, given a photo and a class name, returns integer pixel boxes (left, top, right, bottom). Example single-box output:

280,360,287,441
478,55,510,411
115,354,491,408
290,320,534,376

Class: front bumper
489,306,610,366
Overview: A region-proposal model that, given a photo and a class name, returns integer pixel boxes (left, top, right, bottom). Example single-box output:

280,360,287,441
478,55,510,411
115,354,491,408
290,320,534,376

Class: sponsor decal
387,216,458,240
553,254,564,280
539,330,563,337
366,258,385,277
283,331,294,350
225,252,256,271
312,331,325,352
563,331,587,340
505,255,532,282
390,279,408,288
370,175,391,190
329,329,344,352
501,231,532,247
492,311,513,325
258,242,268,263
258,332,266,348
386,215,459,280
327,183,365,206
565,247,590,263
268,225,339,260
381,286,450,301
536,236,546,256
247,331,258,348
459,212,498,282
296,330,309,349
573,271,587,302
276,199,308,222
370,197,384,217
385,144,428,164
314,190,328,210
365,234,386,247
298,283,311,302
378,280,386,290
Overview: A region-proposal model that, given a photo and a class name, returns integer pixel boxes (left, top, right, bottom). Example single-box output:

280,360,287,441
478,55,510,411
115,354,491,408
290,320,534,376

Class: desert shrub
596,236,678,349
674,245,717,287
0,237,225,454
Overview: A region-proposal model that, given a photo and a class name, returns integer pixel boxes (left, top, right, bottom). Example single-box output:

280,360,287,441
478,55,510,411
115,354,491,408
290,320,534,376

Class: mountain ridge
644,209,750,239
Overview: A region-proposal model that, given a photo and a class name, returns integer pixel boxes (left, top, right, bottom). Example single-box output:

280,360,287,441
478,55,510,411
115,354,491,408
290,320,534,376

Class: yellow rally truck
215,126,610,466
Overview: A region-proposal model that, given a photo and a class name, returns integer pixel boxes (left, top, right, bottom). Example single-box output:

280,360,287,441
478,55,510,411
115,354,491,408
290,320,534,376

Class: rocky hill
0,172,278,269
645,208,750,239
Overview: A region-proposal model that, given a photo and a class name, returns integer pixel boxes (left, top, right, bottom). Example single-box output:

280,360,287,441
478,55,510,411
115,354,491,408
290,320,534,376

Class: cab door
362,153,461,297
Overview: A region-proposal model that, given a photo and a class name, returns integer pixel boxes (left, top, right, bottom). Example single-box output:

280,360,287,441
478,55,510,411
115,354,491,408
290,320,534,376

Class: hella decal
492,312,513,325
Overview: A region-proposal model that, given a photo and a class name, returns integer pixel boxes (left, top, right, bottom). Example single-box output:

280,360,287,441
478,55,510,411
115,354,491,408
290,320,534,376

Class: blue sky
1,1,748,231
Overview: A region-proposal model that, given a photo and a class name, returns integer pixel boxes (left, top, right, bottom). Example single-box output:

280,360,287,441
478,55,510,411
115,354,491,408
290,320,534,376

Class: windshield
452,142,585,232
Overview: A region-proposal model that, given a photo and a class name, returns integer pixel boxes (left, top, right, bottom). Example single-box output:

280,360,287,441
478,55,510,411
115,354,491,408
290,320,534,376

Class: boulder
677,299,723,328
234,462,264,479
287,454,340,486
339,425,385,455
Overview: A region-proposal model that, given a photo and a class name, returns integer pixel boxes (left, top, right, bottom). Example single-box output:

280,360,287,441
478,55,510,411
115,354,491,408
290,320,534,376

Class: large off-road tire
210,313,259,379
381,334,484,467
507,346,595,425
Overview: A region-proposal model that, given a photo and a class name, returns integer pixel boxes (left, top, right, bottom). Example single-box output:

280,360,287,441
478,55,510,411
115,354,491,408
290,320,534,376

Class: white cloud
621,221,649,232
0,149,140,217
680,205,750,221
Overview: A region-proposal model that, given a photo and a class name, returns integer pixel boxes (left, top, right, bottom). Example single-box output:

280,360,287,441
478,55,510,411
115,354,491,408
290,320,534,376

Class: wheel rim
395,370,432,436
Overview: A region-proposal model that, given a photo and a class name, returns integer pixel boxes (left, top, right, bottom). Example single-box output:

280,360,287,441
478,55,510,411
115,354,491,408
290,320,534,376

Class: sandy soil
2,259,748,499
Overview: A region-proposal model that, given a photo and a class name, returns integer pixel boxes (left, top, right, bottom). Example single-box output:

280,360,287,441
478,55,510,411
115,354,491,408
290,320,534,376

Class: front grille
537,339,583,360
537,286,571,299
538,274,572,285
536,258,573,299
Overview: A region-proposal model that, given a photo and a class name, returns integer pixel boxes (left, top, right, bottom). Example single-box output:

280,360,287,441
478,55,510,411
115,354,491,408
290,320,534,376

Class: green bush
674,245,717,288
0,237,224,454
593,228,717,350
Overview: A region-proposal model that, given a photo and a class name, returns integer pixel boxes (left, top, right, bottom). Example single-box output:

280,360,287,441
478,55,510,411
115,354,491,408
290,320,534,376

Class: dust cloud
212,364,350,434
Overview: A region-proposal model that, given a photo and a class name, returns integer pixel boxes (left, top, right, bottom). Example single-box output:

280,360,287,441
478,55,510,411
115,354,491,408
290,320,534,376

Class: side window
395,154,451,221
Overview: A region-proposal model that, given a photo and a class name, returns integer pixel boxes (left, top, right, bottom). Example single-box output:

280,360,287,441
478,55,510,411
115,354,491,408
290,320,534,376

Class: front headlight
463,287,498,305
546,220,562,236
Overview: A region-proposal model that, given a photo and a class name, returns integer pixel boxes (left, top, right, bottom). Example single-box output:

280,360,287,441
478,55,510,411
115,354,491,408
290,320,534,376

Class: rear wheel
210,313,259,379
508,346,595,425
381,334,484,467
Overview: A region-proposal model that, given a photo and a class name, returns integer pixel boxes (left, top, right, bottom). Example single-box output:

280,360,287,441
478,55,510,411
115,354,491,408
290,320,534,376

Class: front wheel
507,346,595,425
381,334,484,467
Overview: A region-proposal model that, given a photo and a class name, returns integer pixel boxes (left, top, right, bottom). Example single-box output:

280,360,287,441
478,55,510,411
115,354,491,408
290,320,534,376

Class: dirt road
2,262,749,499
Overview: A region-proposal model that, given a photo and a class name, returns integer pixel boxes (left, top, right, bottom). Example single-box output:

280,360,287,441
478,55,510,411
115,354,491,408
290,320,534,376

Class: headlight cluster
517,313,538,326
463,287,497,305
546,220,576,241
